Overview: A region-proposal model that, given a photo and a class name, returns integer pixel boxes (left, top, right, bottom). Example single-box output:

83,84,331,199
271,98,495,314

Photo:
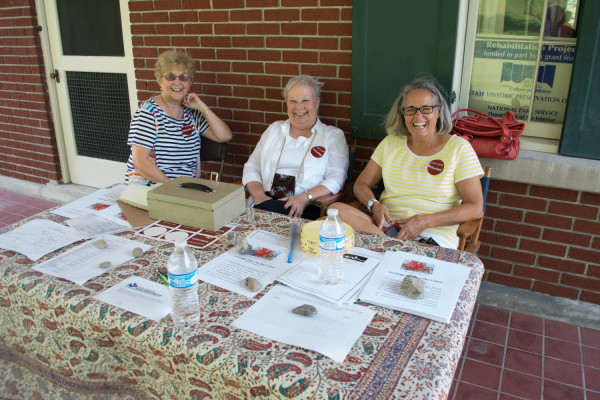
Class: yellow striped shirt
372,134,483,248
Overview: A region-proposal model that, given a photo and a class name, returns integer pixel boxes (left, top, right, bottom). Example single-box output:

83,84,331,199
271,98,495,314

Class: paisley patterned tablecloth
0,208,484,399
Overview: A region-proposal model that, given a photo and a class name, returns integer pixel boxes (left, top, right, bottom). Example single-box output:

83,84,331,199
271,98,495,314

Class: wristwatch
305,192,314,203
367,198,379,212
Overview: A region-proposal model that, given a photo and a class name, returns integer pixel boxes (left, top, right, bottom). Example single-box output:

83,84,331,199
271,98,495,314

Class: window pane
468,40,537,120
544,0,579,38
66,71,131,162
468,0,580,131
477,0,544,37
57,0,124,57
530,44,575,123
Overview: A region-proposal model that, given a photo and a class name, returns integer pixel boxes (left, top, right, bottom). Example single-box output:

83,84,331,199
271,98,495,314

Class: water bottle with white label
167,239,200,325
318,208,345,284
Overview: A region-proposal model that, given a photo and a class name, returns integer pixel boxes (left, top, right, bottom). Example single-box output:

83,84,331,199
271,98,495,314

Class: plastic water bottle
319,208,345,284
167,239,200,325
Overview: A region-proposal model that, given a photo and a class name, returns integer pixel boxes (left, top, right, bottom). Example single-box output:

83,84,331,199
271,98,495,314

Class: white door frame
36,0,137,187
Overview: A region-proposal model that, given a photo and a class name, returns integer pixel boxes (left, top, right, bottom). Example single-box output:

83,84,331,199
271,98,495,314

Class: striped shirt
372,134,483,248
125,95,209,184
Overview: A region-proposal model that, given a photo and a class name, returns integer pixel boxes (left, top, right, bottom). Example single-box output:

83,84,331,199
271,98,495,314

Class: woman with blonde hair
331,75,483,248
126,50,232,184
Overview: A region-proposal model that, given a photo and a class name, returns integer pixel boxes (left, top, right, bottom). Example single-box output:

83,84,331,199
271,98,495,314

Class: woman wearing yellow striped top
331,76,483,248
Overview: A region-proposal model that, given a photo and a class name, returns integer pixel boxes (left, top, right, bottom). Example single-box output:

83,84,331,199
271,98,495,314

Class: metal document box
148,177,245,231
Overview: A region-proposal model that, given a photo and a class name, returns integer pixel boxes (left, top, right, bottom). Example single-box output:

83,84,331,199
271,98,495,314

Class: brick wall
479,181,600,305
0,0,61,183
128,0,354,179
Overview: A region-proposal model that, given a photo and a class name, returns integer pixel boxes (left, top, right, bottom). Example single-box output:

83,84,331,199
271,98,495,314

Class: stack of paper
358,251,470,324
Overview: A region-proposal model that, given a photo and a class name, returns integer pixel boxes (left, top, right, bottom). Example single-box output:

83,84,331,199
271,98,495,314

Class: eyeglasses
401,105,440,116
162,73,191,82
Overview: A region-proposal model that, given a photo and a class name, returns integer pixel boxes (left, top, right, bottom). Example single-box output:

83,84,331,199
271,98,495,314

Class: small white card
93,276,171,321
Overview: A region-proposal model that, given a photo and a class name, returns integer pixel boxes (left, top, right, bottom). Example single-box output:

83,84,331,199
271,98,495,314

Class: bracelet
203,108,211,116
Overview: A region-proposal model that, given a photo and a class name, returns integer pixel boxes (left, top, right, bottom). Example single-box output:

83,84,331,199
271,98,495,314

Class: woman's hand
281,194,311,217
185,93,233,143
395,214,431,240
182,93,209,114
370,201,393,230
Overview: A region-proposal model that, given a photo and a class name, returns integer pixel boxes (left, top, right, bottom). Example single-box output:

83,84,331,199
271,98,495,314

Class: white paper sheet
93,276,171,321
66,213,131,238
32,234,152,285
0,219,84,261
196,230,298,298
277,247,383,304
52,185,127,218
359,251,470,324
232,284,376,363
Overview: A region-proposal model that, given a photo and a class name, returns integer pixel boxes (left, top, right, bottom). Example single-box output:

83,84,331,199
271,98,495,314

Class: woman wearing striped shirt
125,50,232,184
331,76,483,248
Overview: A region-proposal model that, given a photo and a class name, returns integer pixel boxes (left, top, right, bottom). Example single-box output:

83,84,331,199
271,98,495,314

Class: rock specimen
132,247,144,258
244,277,262,292
235,238,253,255
400,275,426,298
292,304,318,317
98,261,111,269
93,239,107,249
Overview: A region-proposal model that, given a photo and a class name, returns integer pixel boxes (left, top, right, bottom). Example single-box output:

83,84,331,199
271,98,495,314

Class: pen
287,224,297,263
155,269,169,285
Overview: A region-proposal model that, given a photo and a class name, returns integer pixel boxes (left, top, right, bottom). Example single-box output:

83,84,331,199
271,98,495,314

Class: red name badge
427,159,444,175
311,146,326,158
182,123,193,136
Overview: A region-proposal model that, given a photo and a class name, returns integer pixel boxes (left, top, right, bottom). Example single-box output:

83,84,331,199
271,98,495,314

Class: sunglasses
162,73,191,82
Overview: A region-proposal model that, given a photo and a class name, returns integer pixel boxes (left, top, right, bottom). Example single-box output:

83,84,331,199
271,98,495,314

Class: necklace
159,94,184,119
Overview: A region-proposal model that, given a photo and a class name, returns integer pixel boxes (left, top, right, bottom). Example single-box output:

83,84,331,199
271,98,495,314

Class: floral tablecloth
0,208,484,399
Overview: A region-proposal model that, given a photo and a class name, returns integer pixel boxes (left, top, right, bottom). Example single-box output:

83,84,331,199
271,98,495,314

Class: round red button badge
311,146,326,158
427,159,444,175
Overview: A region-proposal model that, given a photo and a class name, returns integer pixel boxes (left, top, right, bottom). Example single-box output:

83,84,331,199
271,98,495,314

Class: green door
559,0,600,159
351,0,460,139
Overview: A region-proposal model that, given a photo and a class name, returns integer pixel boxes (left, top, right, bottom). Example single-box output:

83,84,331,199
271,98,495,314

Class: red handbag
451,109,525,160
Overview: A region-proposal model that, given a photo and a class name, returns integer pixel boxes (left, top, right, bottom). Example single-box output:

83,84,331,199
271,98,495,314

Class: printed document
196,230,298,298
359,251,470,324
32,234,152,286
232,284,376,363
0,219,84,261
276,247,383,304
94,276,171,321
52,184,127,218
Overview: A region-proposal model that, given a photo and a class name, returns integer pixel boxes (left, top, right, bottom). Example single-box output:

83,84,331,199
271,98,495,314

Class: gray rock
132,247,144,258
93,239,107,249
244,277,262,292
235,238,253,255
292,304,318,317
98,261,111,269
400,275,426,298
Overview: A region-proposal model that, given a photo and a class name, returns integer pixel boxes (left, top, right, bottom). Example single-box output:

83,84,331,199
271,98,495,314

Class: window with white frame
460,0,580,153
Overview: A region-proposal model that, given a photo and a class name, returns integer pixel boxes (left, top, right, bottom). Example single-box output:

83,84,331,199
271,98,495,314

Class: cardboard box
148,177,245,230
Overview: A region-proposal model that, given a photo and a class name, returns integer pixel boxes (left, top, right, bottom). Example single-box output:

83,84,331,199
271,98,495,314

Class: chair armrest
315,192,341,209
456,218,481,239
315,183,354,209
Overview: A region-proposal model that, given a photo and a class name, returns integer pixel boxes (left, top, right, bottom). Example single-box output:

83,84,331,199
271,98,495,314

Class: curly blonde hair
155,50,195,82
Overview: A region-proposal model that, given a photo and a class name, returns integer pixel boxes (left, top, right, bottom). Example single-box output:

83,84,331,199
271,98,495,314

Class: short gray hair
283,75,324,100
384,75,453,136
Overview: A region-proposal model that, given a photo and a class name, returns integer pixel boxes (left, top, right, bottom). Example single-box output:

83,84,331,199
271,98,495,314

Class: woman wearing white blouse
242,75,349,220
